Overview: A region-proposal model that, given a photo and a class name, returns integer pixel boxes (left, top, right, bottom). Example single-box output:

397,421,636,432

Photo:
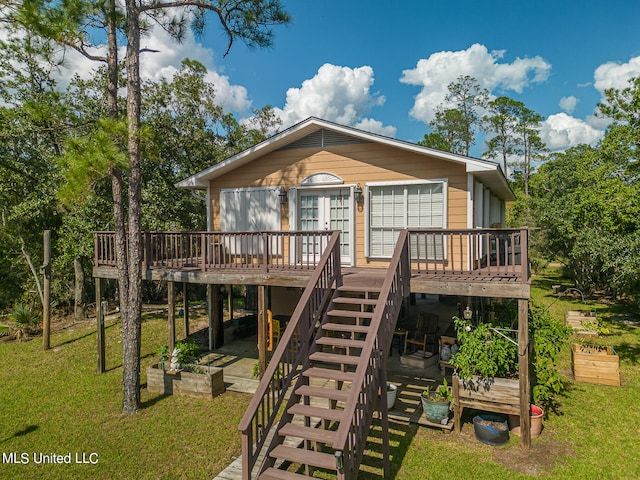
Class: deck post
182,282,189,336
227,284,233,323
518,298,531,448
207,285,223,350
95,278,105,374
168,281,175,353
257,285,267,377
207,285,214,350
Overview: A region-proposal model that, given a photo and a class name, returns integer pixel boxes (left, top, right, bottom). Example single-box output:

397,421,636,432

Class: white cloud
594,55,640,93
400,43,551,124
354,118,397,137
540,113,604,151
559,96,578,114
54,26,251,112
272,63,395,135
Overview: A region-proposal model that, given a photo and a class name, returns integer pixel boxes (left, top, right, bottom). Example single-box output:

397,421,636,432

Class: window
367,181,446,258
220,187,280,232
220,187,281,254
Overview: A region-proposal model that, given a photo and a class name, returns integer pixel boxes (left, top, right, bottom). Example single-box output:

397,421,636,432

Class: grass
1,268,638,479
0,313,250,480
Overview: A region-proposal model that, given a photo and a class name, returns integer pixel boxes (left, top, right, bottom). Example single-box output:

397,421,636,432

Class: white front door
299,188,352,264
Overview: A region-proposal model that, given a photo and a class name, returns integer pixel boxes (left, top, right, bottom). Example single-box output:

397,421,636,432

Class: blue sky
61,0,640,157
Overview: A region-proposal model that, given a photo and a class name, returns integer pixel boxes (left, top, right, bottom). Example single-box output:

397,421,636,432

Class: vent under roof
279,128,371,150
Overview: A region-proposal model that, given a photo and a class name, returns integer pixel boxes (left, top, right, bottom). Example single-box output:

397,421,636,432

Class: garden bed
565,311,597,337
147,363,225,398
571,343,620,386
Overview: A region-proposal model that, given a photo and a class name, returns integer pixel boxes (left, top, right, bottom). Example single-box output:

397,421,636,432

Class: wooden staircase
259,282,383,479
240,230,411,480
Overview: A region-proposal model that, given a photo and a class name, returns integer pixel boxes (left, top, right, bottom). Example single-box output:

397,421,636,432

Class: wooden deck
93,228,530,299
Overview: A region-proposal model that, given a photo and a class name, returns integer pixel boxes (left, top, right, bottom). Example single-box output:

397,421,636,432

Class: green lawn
1,269,638,479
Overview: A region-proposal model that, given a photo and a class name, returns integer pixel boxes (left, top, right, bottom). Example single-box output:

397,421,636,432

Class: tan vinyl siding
209,144,478,266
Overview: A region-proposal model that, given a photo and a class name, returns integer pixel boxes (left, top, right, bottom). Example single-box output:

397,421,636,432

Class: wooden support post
95,278,105,374
227,284,233,322
257,285,268,378
207,285,214,351
207,285,222,350
518,298,531,448
213,285,222,348
182,282,189,336
42,230,51,350
168,281,175,353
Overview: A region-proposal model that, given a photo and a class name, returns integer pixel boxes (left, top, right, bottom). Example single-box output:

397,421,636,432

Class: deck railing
408,227,529,280
94,230,334,272
238,231,341,480
94,228,529,282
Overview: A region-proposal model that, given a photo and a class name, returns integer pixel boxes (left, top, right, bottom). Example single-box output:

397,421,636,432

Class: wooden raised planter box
565,311,597,337
571,344,620,386
147,363,225,398
452,375,520,434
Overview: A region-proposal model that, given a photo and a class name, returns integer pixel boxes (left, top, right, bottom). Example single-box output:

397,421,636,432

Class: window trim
365,179,448,259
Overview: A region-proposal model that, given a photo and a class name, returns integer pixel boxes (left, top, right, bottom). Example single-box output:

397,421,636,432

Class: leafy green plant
422,378,452,402
529,301,572,412
175,338,200,370
451,316,518,381
11,303,39,341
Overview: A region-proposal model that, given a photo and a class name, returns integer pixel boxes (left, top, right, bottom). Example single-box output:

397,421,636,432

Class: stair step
295,385,350,402
269,445,338,470
288,403,344,422
337,284,382,294
328,309,374,319
316,337,365,349
332,296,379,306
279,423,338,445
322,322,371,334
303,367,355,383
259,467,316,480
309,351,360,365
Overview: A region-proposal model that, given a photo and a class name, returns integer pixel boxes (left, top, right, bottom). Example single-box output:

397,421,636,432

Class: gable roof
176,117,515,201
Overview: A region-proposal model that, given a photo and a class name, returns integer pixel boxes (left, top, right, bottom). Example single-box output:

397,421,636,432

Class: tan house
93,117,532,479
177,116,513,269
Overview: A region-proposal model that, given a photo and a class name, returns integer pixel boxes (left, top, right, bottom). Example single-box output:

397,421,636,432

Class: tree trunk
121,0,143,415
73,257,86,322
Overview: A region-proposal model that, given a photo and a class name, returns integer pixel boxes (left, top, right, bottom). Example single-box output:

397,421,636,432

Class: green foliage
174,337,200,367
422,378,452,402
452,316,518,381
528,302,571,411
425,75,489,156
11,303,38,327
10,303,39,341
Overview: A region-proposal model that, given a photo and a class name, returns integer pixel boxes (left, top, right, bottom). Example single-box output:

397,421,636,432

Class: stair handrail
238,230,342,480
332,229,410,476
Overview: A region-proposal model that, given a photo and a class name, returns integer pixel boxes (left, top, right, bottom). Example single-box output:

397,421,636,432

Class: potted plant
421,378,452,424
386,383,398,409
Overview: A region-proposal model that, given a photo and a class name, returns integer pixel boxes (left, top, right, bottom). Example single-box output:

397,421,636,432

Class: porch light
354,184,363,204
463,305,473,320
278,186,288,204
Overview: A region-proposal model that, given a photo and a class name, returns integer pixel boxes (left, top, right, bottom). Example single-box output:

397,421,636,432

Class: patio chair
404,312,440,357
267,309,281,351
